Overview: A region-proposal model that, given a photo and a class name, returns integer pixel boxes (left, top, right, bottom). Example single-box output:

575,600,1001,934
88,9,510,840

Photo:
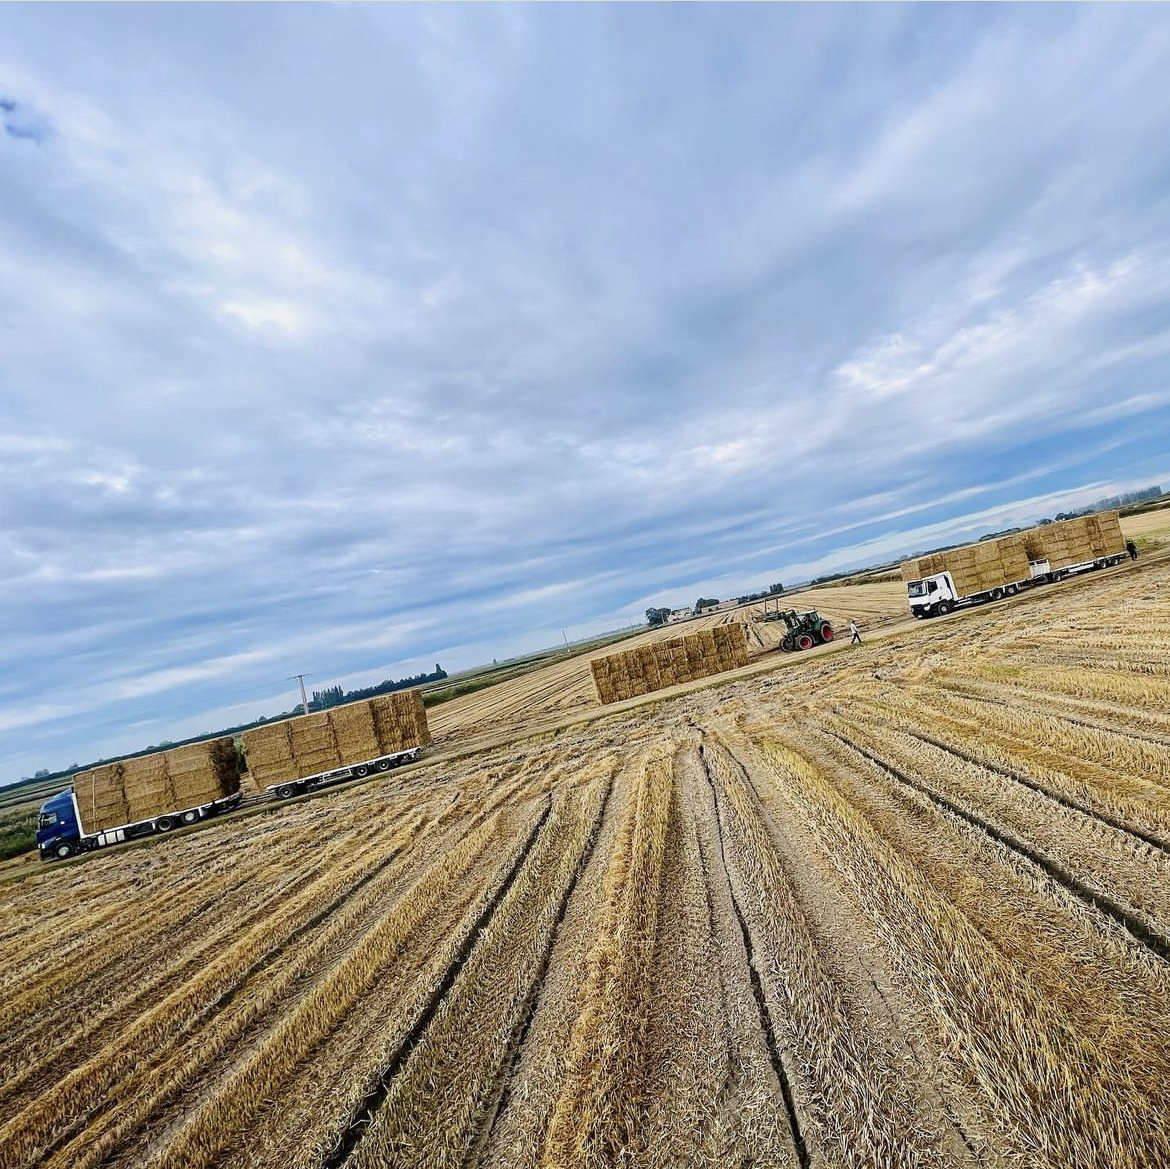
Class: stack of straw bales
900,532,1030,597
75,738,240,834
242,691,430,787
591,625,749,705
1021,510,1124,570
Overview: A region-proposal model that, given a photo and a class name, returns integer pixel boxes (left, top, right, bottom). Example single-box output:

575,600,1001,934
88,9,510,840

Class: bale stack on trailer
241,691,430,786
1022,510,1125,570
591,624,750,704
900,532,1030,595
75,739,240,833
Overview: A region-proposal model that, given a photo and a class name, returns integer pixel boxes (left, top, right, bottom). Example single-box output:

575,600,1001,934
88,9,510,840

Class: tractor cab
778,610,835,652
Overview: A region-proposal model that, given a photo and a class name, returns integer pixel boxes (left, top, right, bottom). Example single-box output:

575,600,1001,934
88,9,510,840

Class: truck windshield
38,812,58,829
907,581,927,597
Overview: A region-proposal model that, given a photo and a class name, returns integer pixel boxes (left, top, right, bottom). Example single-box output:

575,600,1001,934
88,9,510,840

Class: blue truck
35,787,242,862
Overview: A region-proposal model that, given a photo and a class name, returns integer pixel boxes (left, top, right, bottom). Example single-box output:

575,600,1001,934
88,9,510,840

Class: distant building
667,607,693,623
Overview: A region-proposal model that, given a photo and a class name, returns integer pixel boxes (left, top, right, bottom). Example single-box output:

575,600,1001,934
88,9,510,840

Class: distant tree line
736,583,784,604
310,665,448,710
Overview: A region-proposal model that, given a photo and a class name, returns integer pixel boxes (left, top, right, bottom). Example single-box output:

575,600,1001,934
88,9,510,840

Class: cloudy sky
4,4,1170,781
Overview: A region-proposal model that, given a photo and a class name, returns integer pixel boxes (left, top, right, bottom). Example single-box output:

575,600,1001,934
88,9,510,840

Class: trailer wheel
1005,583,1018,596
936,601,953,616
796,633,815,651
377,758,394,771
354,764,370,777
275,784,298,800
989,587,1003,601
181,809,199,824
54,842,76,860
156,816,176,832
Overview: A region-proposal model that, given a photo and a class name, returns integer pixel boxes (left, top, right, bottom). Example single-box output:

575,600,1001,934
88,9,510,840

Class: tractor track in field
322,797,553,1169
893,723,1170,858
472,776,616,1168
25,825,428,1169
827,731,1170,968
697,745,810,1169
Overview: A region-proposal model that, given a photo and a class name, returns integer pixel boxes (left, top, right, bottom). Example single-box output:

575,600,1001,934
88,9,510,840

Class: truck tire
54,842,76,860
156,816,176,832
989,587,1003,601
377,758,394,771
936,600,954,616
181,809,199,824
354,764,370,777
276,784,298,800
1005,583,1019,596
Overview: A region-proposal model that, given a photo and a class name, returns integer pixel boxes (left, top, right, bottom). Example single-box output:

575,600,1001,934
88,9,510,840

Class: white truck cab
907,570,1022,618
907,573,957,618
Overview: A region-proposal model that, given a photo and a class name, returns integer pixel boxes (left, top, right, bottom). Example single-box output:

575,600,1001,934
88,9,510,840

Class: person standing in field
849,618,862,644
1127,540,1139,560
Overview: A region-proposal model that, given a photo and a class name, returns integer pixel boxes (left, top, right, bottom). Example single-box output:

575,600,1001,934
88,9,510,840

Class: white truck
902,511,1128,619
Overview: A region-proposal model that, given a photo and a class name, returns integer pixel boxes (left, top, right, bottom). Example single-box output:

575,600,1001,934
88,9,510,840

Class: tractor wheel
780,634,795,653
796,633,815,651
819,622,834,642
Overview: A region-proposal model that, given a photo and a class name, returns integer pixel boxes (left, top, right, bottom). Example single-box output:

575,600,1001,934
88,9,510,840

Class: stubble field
2,548,1169,1168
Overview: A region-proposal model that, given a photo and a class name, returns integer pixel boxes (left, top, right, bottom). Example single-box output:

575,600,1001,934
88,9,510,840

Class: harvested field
3,554,1169,1167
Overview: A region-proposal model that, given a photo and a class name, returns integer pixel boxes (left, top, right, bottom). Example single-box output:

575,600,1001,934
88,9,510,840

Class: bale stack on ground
900,532,1030,595
591,624,750,704
242,692,431,785
74,739,240,833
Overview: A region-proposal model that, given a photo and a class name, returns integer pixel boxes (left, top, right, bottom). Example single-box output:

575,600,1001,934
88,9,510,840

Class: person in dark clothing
1127,540,1139,560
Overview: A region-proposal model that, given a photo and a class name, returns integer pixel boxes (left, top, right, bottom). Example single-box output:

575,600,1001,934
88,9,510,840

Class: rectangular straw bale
370,691,430,754
167,738,240,806
242,722,297,786
288,712,340,777
76,763,128,833
123,753,175,822
329,700,381,765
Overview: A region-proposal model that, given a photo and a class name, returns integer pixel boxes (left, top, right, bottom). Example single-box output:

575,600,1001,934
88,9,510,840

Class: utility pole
288,674,311,716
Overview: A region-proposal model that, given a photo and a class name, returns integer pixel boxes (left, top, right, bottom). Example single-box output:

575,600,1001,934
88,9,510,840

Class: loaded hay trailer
242,690,430,800
901,510,1128,618
35,739,242,861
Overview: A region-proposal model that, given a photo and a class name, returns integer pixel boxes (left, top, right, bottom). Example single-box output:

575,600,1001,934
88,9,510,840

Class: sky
4,4,1170,782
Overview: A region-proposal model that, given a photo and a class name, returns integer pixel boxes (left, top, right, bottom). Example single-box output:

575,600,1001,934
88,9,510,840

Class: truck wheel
181,809,199,824
156,816,176,832
989,588,1003,601
796,633,815,651
936,601,953,616
1005,583,1019,596
377,758,394,771
276,784,298,800
54,842,76,860
354,764,370,777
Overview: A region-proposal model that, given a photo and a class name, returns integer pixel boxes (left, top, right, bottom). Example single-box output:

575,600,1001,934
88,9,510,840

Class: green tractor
777,609,834,652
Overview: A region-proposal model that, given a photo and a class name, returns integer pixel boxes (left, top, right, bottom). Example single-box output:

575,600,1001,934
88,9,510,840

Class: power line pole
288,674,311,716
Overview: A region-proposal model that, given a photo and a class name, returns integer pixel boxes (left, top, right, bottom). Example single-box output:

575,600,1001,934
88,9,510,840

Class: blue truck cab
36,790,82,861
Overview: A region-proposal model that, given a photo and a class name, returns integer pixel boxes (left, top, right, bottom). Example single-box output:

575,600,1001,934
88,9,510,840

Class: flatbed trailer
265,745,423,800
36,789,243,861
